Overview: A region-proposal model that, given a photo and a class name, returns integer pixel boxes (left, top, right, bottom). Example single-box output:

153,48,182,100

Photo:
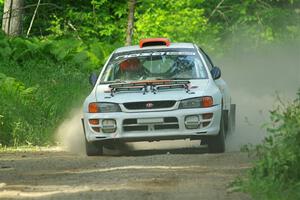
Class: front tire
85,138,103,156
207,112,226,153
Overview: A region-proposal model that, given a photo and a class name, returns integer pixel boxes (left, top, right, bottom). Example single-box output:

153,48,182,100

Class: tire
207,112,226,153
103,141,129,155
85,138,103,156
82,118,103,156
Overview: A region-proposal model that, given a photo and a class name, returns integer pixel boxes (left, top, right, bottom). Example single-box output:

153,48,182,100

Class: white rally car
82,38,235,156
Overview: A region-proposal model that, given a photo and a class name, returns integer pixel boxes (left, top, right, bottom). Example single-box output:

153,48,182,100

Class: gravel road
0,143,253,200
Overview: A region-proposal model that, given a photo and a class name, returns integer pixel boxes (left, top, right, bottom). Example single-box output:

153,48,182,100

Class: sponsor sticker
115,52,195,60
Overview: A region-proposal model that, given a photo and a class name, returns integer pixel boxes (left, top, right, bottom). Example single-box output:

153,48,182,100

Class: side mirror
89,73,98,86
211,66,221,80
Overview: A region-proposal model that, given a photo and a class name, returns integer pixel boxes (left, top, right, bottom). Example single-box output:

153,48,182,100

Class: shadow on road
104,146,209,157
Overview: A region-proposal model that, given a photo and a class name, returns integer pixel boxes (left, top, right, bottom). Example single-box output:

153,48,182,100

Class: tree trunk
2,0,24,36
125,0,136,46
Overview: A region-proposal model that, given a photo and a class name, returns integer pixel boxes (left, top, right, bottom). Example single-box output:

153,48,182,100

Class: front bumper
83,105,222,142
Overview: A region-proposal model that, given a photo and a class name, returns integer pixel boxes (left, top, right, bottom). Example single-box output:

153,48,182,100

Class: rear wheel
207,112,225,153
85,138,103,156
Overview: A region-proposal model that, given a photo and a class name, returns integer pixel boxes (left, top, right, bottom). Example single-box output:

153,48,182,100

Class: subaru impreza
82,38,235,156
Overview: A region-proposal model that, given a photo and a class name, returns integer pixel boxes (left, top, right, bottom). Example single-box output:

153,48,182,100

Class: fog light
92,127,100,132
202,113,213,119
202,122,210,127
89,119,99,125
101,119,117,133
185,115,200,129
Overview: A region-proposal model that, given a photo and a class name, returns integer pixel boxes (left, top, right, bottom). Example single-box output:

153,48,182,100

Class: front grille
123,119,148,132
123,117,179,132
123,101,176,110
154,124,179,130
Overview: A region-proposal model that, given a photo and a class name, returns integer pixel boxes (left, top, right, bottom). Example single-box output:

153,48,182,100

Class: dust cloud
130,44,300,152
55,43,299,154
219,43,300,151
55,108,85,154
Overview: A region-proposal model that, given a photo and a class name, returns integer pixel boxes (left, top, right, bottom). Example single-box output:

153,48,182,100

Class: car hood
95,80,210,103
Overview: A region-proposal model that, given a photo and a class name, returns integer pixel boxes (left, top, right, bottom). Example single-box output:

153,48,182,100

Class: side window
198,47,214,70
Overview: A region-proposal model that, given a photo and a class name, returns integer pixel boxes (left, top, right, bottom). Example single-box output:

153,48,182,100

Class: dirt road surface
0,144,253,200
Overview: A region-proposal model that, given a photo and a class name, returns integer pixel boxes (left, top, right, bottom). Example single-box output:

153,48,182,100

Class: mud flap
81,118,86,137
229,104,236,133
223,110,229,135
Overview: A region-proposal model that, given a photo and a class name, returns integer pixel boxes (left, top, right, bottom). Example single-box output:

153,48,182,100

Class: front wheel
85,138,103,156
207,113,226,153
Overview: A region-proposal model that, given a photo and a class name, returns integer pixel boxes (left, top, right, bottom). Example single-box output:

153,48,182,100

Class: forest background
1,0,299,146
0,1,299,198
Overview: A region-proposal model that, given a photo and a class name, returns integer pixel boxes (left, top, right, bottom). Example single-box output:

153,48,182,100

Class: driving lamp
88,102,121,113
179,96,213,109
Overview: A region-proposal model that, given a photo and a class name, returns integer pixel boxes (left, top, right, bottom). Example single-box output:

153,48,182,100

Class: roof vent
139,38,171,48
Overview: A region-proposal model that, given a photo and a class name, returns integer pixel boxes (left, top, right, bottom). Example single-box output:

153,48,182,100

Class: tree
125,0,136,46
2,0,24,36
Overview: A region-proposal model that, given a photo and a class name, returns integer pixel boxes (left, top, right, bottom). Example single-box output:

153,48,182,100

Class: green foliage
23,0,127,42
0,73,37,146
16,0,299,53
0,34,117,146
134,0,221,52
1,0,299,150
238,91,300,200
204,0,300,50
0,0,3,24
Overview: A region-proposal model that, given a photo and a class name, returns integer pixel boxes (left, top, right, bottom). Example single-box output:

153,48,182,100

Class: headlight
88,102,121,113
179,96,213,109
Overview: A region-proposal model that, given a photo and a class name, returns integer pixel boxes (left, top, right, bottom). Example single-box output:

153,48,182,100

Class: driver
119,57,144,80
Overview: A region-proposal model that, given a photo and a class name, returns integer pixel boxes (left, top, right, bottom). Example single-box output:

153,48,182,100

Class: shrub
240,90,300,200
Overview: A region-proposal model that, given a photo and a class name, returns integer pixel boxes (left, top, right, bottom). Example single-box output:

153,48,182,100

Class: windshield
100,48,208,83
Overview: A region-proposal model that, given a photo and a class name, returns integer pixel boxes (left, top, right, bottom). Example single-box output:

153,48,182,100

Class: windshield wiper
169,77,189,80
99,79,128,84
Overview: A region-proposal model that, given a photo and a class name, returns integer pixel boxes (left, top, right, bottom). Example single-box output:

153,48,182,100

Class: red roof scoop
139,38,171,48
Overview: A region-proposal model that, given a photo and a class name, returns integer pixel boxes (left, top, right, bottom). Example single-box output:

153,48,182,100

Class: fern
0,36,118,146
